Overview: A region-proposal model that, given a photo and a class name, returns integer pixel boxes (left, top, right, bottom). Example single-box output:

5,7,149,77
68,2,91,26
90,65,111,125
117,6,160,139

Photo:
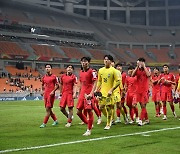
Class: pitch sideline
0,126,180,153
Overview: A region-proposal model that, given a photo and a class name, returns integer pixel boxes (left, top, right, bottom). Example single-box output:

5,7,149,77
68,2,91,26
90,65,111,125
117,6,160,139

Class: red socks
77,112,88,124
163,105,167,115
130,108,134,121
88,111,94,130
43,116,49,124
116,108,120,117
140,108,148,120
51,113,57,121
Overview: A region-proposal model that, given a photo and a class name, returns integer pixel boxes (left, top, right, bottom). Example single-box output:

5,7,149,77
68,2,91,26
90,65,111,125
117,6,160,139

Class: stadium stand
87,49,107,60
0,41,29,57
174,47,180,62
60,47,86,59
131,48,155,63
31,44,64,60
113,48,135,62
148,48,173,63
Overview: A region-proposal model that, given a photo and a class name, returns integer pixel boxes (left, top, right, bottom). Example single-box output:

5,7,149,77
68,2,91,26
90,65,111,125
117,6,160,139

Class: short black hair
81,56,91,62
66,65,74,70
138,57,145,62
115,63,123,68
163,64,169,68
128,66,135,70
45,64,52,68
154,67,159,71
104,55,114,61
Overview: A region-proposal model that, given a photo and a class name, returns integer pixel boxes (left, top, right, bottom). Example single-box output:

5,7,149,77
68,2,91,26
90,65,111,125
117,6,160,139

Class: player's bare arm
142,62,151,77
73,83,77,99
86,80,97,100
107,80,120,97
132,62,139,77
50,83,59,96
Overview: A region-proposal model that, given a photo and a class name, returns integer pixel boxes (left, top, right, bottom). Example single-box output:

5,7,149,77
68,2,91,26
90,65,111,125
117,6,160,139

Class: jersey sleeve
74,75,78,84
54,75,59,84
171,74,175,82
92,69,97,81
97,69,102,88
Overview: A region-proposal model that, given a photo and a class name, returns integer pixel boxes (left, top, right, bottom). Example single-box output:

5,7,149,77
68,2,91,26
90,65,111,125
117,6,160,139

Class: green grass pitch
0,100,180,154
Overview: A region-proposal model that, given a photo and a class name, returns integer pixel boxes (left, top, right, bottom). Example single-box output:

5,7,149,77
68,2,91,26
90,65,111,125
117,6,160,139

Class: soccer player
40,64,59,128
174,66,180,105
59,65,77,127
132,57,151,126
110,61,122,125
77,57,97,136
95,55,121,130
151,67,161,117
159,64,176,120
125,66,139,124
114,63,128,123
112,62,128,124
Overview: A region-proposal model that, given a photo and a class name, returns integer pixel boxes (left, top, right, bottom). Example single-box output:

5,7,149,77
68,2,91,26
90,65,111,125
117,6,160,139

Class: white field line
0,126,180,153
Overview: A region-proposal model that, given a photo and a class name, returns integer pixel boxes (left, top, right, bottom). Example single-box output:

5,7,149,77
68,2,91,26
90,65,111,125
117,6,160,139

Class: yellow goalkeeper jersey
97,66,121,97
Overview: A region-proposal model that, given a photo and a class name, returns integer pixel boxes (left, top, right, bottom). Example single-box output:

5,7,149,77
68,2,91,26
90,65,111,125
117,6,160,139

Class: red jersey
60,73,77,94
121,72,127,86
135,67,151,93
42,74,58,94
125,76,137,94
151,74,161,93
160,73,175,92
79,68,97,96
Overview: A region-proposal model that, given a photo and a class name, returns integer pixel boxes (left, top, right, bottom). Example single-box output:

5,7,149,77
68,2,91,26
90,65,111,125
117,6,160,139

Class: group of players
39,55,180,136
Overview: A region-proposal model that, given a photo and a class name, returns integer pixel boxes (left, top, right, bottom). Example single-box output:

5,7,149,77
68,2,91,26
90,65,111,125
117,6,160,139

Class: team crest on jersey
108,74,111,78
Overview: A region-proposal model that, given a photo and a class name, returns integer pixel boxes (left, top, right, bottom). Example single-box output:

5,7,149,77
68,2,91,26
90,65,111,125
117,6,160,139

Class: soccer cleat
110,120,116,126
97,118,102,125
173,112,177,118
155,114,161,117
40,123,46,128
138,120,143,126
136,117,139,123
115,117,121,123
104,125,111,130
65,122,72,127
125,117,129,125
52,121,58,126
83,130,91,136
162,115,167,120
129,120,135,124
143,120,150,125
79,122,85,125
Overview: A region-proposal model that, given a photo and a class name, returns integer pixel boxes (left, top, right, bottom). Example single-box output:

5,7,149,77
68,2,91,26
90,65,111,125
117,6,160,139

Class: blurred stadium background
0,0,180,100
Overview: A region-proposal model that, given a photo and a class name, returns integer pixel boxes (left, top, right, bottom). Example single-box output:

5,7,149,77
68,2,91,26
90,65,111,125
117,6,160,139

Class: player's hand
164,79,168,84
137,60,140,67
107,89,113,97
85,93,93,100
50,91,55,96
141,62,145,68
